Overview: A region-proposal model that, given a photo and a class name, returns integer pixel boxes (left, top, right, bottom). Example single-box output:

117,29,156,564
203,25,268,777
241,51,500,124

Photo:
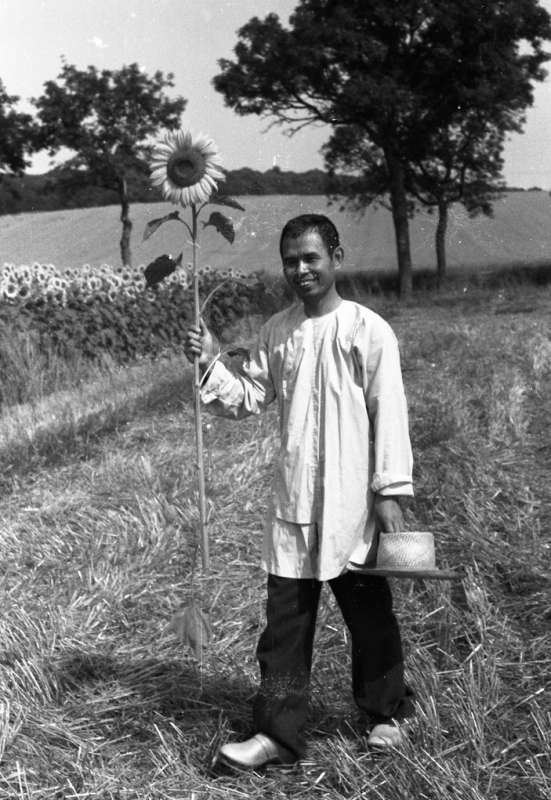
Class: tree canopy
214,0,551,294
33,61,186,266
0,80,36,176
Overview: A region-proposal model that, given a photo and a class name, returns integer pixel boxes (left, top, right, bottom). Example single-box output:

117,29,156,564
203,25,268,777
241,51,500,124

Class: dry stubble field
0,277,550,800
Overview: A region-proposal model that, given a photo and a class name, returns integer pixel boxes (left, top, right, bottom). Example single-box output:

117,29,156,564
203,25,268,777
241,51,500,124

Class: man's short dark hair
279,214,340,257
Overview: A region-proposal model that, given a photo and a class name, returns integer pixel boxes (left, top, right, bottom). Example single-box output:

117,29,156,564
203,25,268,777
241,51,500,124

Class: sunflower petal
189,184,201,205
150,170,167,186
200,177,216,196
206,167,224,182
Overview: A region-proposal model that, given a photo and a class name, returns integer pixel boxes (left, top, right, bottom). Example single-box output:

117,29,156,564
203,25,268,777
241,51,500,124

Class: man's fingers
184,320,218,367
384,517,403,533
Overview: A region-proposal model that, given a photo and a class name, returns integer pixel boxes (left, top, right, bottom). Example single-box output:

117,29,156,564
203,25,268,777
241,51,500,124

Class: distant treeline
0,165,366,215
0,165,544,216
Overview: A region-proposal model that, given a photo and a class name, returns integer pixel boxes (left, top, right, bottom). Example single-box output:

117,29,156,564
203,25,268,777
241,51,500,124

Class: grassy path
0,285,550,799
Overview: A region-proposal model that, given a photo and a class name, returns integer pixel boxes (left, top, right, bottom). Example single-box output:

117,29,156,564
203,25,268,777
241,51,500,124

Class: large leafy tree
214,0,551,296
0,80,35,176
33,61,186,266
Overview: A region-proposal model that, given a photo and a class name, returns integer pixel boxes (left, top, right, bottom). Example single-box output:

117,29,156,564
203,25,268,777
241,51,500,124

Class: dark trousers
252,572,414,760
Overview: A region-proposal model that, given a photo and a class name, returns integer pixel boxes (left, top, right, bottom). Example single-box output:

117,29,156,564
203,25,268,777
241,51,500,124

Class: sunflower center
167,150,206,188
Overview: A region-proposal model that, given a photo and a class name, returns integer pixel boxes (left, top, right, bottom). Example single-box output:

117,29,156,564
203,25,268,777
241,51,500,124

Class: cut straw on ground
0,280,549,799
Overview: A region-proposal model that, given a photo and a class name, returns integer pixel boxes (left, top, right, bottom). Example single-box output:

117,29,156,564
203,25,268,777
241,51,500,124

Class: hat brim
348,562,461,580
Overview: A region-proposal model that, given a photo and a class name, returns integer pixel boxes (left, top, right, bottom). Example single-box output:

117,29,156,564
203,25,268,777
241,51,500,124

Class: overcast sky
1,0,550,187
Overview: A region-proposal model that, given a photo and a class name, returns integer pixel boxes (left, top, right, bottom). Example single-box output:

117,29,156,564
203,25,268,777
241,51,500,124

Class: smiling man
184,213,415,770
280,218,343,314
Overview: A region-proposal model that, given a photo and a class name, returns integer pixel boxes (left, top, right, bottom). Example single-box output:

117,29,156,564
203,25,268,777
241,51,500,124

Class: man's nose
296,258,309,274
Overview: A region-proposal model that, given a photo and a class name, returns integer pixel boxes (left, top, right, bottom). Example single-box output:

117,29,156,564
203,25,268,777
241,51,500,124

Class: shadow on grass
53,650,253,723
52,650,360,748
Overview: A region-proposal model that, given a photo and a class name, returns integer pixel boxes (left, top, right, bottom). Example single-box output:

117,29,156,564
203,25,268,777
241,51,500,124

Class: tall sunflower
150,130,224,207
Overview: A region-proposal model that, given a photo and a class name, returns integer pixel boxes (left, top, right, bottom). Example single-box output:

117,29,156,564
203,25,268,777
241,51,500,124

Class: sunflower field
0,259,268,387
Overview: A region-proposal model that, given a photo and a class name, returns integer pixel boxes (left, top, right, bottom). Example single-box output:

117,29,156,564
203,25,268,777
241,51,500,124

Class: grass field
1,191,551,275
0,273,549,799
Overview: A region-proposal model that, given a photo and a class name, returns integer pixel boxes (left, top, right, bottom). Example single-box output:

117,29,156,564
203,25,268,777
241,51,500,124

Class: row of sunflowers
0,258,266,370
0,261,156,305
0,260,249,306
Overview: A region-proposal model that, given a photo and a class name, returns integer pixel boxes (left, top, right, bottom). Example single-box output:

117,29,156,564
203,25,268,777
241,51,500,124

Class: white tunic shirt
200,299,413,580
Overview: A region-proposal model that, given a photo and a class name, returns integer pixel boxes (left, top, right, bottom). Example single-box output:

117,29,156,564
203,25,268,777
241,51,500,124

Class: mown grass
0,276,549,800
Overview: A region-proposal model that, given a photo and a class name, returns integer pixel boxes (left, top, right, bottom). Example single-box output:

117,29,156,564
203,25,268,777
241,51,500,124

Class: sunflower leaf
202,211,235,244
168,604,212,659
143,210,183,241
208,194,245,212
144,254,178,287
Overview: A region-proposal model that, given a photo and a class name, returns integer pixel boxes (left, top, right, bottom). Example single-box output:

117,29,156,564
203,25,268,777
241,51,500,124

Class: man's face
281,230,342,303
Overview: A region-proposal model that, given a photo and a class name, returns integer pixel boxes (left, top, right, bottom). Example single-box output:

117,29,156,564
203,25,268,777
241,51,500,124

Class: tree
214,0,551,296
405,118,507,285
0,80,36,176
33,61,186,266
323,113,507,286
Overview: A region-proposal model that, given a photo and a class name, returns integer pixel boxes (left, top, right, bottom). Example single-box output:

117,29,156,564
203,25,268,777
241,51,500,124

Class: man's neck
303,290,342,318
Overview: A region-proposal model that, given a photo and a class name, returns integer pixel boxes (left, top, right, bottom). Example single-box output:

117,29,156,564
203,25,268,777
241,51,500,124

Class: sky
1,0,550,188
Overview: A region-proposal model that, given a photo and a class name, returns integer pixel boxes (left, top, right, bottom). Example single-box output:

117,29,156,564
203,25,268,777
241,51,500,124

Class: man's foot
367,721,410,748
217,733,295,771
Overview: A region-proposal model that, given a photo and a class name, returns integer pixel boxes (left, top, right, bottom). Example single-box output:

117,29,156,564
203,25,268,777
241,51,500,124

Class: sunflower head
150,130,224,207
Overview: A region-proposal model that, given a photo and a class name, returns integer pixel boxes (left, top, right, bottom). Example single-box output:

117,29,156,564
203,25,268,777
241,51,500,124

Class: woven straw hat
348,531,460,580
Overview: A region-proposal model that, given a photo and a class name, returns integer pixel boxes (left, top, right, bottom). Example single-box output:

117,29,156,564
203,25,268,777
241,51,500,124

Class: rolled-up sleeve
359,320,413,496
199,333,276,419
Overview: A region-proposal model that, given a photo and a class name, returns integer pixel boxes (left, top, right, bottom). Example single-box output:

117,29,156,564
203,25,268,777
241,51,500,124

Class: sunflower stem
179,218,194,238
191,203,209,572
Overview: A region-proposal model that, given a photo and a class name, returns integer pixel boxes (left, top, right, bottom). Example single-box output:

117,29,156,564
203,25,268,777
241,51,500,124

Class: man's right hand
184,320,219,367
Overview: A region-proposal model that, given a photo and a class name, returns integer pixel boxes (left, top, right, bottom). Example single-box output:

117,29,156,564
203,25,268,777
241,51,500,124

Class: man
184,214,414,769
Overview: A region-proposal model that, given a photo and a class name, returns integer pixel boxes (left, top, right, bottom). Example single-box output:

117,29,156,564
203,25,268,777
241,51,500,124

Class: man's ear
332,245,344,271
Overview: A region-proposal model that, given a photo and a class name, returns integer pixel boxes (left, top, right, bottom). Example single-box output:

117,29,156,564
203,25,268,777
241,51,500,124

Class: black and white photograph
0,1,550,798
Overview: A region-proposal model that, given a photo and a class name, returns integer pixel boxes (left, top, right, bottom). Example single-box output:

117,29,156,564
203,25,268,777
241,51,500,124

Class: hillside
1,191,550,275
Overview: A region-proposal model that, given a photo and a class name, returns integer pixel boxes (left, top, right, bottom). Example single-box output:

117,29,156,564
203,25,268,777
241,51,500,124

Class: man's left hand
374,495,404,532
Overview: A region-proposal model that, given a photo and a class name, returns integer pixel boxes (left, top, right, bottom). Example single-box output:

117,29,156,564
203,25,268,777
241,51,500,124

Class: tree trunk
118,176,133,267
435,199,448,288
386,152,413,297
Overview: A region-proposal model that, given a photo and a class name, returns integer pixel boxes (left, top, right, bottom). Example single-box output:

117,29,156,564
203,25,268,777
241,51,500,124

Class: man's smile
295,275,316,287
